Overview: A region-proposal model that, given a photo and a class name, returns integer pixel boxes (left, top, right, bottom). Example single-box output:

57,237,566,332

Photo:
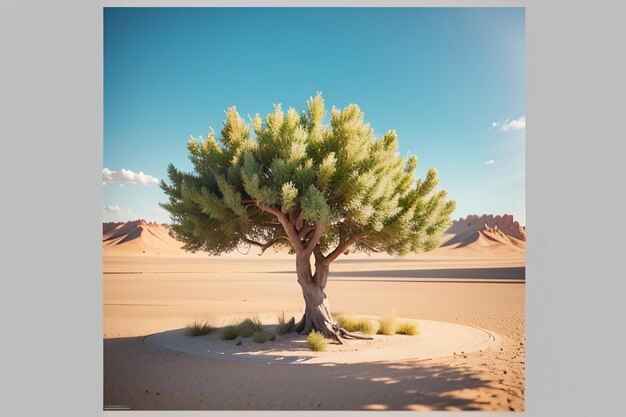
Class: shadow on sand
333,258,500,264
272,266,525,281
330,266,525,280
104,336,496,411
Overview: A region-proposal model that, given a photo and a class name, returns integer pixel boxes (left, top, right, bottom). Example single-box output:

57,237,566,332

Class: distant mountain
102,219,185,254
440,214,526,253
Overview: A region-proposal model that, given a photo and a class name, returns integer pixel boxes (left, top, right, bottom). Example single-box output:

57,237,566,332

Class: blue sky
104,7,525,225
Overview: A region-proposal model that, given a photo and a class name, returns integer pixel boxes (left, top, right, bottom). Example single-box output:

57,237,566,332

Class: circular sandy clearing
143,318,500,365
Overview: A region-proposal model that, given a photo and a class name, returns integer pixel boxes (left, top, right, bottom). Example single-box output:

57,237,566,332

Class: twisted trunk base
292,254,373,344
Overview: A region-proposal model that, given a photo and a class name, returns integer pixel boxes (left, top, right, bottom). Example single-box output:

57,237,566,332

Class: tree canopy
160,94,455,263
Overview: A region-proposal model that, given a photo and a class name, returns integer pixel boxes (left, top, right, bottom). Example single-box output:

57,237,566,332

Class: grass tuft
395,321,419,336
238,317,264,337
252,330,275,343
276,312,296,335
185,321,215,336
306,331,327,351
220,324,239,340
377,311,397,335
335,315,377,335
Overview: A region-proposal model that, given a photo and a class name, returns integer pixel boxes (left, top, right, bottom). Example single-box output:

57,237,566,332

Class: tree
160,94,456,343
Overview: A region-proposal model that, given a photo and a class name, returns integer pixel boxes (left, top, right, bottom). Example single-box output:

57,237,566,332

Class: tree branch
323,230,370,265
241,198,257,206
241,236,264,248
304,223,326,254
242,236,289,256
287,208,296,224
256,203,283,218
257,202,303,251
298,223,315,240
313,245,325,262
294,210,304,232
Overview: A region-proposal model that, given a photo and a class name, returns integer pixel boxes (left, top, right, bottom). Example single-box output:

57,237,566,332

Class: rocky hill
441,214,526,252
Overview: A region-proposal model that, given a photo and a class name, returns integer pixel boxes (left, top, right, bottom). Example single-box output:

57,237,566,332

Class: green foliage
306,331,327,351
335,315,377,335
220,325,239,340
377,312,397,335
280,182,298,212
276,312,296,335
237,317,264,337
396,321,419,336
185,321,215,336
161,93,455,257
252,330,275,343
301,185,332,223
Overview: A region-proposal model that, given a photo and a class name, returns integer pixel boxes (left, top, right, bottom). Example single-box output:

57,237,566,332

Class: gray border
2,0,625,416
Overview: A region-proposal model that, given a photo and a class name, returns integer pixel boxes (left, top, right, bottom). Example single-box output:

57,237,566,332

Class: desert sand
103,216,525,411
143,318,501,365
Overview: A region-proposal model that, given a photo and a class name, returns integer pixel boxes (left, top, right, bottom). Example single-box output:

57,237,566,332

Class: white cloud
485,160,495,165
492,115,525,132
103,204,122,212
500,115,525,131
102,168,159,185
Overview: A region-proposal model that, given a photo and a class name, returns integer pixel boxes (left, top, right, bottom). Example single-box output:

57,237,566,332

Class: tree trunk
291,252,372,344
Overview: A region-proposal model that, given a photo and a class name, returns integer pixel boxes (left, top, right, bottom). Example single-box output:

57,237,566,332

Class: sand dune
103,215,526,259
103,220,187,255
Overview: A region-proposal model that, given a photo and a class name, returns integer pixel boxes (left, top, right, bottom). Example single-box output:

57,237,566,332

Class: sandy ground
103,250,525,411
